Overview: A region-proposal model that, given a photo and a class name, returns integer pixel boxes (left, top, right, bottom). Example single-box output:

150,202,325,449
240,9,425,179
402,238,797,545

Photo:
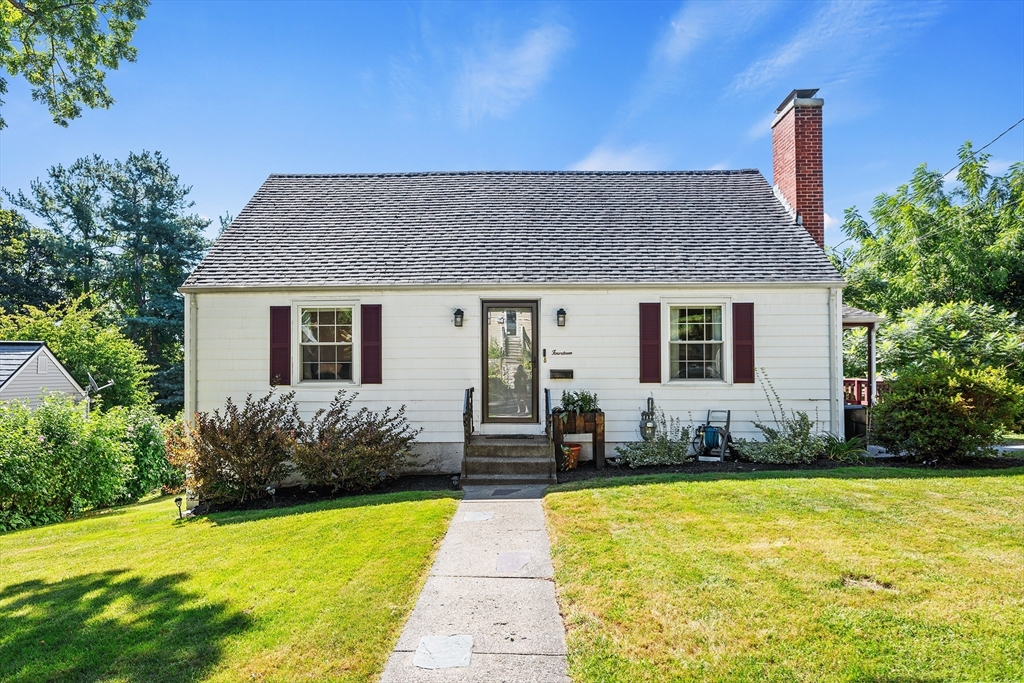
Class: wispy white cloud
707,161,730,171
731,1,941,95
654,0,778,67
746,112,777,141
570,144,664,171
987,158,1017,175
824,212,840,231
456,23,572,122
632,1,780,113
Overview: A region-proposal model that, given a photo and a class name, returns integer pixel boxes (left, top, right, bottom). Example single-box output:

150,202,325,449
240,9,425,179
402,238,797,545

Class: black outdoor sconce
453,309,464,327
174,497,183,519
556,308,567,327
640,397,657,442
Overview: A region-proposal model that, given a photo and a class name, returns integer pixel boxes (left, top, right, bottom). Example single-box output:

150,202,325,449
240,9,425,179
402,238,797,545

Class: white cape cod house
180,89,849,482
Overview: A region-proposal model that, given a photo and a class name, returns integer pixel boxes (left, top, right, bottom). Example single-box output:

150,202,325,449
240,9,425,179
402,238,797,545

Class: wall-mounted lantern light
556,308,567,327
454,309,464,327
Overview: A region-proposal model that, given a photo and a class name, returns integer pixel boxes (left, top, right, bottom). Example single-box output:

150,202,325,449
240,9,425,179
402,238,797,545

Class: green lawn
544,468,1024,682
0,491,459,683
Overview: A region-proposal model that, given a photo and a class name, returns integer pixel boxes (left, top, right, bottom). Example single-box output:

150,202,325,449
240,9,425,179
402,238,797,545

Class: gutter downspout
828,287,843,437
184,292,199,510
185,292,198,423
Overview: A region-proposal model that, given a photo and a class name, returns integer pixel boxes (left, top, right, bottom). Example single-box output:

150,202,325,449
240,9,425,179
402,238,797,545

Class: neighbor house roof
181,170,844,290
0,342,44,388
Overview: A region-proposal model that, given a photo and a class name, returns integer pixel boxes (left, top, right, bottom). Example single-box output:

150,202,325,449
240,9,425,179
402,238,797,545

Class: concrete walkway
380,485,569,682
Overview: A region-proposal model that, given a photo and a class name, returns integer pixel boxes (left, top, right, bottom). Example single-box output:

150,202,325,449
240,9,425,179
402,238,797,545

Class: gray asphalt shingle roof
182,170,843,289
0,342,43,388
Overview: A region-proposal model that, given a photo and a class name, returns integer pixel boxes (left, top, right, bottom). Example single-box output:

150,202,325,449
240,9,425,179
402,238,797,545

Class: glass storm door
482,302,538,422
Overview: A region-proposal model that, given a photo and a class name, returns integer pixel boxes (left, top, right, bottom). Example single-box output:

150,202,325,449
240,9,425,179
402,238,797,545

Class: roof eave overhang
179,279,846,294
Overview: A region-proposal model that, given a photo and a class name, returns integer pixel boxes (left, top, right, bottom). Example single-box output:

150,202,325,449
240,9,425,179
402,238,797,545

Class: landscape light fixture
453,309,464,327
174,497,183,519
556,309,567,327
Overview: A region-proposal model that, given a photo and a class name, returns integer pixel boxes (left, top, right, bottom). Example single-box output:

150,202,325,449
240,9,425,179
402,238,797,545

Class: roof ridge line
266,169,761,179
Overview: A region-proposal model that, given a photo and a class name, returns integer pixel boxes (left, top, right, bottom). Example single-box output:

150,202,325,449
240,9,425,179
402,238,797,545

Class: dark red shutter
639,303,660,383
270,306,291,386
361,304,382,384
733,302,755,384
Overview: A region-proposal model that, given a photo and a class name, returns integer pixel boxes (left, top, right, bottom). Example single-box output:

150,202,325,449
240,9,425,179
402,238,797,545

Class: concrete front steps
461,435,556,486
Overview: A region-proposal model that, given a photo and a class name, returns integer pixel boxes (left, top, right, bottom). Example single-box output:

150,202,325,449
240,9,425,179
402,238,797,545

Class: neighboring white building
180,89,848,480
0,342,87,408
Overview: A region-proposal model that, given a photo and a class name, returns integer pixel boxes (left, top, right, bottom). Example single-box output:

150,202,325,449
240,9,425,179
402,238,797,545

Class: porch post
867,322,877,407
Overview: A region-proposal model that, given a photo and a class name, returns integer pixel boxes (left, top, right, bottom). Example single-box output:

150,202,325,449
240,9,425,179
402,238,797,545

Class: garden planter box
552,409,606,469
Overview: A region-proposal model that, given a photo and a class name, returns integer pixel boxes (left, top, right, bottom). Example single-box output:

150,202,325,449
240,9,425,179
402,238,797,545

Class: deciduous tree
0,0,148,128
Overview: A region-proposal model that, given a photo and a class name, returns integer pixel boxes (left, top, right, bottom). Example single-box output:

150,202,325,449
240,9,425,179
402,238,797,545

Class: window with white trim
300,307,353,380
669,306,723,380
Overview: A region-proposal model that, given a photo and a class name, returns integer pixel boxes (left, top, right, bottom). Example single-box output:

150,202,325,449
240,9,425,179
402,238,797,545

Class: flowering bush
734,370,826,465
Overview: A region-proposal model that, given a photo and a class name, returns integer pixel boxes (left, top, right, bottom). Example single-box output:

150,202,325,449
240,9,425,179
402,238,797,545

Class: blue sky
1,0,1022,247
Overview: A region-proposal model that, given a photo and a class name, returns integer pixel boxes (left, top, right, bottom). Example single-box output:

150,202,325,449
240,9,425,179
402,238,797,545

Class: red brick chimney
772,88,824,248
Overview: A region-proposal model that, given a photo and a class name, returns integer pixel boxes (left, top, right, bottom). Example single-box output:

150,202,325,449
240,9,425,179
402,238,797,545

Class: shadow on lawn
0,569,249,683
546,464,1024,495
204,488,462,526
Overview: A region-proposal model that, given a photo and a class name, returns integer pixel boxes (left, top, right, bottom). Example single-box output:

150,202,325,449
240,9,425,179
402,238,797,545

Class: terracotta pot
560,443,582,471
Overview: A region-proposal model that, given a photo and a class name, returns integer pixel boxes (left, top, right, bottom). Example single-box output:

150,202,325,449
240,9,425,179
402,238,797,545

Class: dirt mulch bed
556,455,1024,484
193,474,460,515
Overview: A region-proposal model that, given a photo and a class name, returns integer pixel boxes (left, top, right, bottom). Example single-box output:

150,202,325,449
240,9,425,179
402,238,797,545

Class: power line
831,115,1024,252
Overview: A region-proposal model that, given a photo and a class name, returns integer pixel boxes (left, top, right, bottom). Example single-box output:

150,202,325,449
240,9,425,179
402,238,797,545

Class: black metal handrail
545,388,552,440
463,387,474,448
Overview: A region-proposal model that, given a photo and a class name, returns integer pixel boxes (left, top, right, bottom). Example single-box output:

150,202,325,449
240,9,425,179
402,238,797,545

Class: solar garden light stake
174,497,183,519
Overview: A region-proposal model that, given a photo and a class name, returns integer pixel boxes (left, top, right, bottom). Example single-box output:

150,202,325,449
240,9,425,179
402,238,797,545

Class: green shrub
871,358,1024,462
821,434,869,462
104,405,177,502
0,401,60,531
615,409,691,467
0,396,175,531
167,391,299,504
34,395,133,513
293,391,420,492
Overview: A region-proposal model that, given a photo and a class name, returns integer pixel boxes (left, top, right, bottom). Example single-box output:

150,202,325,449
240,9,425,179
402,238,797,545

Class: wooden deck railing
844,378,886,406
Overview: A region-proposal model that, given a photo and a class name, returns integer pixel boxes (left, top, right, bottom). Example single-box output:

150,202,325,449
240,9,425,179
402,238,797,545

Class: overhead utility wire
831,115,1024,252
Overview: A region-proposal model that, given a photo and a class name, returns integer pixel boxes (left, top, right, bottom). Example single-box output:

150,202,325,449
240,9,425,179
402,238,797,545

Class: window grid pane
669,305,723,380
300,307,354,381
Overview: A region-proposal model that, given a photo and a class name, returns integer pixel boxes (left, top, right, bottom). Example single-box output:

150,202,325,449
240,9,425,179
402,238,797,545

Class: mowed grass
544,468,1024,682
0,491,460,683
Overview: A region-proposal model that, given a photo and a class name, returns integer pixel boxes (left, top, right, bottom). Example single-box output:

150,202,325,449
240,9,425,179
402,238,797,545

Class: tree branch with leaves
0,0,148,129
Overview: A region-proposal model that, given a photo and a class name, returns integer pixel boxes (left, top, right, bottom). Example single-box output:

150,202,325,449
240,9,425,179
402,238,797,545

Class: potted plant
560,443,581,470
553,391,605,469
558,390,600,427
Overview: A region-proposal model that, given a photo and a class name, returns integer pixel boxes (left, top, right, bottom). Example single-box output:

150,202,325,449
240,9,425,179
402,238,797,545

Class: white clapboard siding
189,285,840,457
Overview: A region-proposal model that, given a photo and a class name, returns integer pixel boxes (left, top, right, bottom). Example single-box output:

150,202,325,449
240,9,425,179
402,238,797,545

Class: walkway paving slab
394,575,566,656
381,653,568,682
380,485,569,682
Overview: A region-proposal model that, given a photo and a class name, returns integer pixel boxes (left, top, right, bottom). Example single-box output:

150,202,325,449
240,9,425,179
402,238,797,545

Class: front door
482,301,538,423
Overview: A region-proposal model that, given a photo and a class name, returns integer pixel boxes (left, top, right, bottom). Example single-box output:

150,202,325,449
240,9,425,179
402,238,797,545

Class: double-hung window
300,307,353,381
669,306,723,380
